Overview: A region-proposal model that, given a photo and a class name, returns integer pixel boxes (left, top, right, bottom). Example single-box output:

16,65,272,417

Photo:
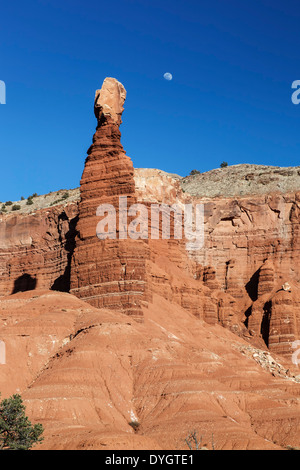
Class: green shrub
27,193,38,200
220,161,228,168
50,199,61,206
12,205,21,211
0,393,44,450
5,201,12,206
26,197,34,206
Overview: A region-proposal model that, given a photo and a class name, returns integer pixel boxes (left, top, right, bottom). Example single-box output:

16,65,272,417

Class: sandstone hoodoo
70,78,149,318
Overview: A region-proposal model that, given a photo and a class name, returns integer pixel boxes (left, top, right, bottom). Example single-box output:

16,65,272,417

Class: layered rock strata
70,78,149,318
0,203,78,296
190,192,300,355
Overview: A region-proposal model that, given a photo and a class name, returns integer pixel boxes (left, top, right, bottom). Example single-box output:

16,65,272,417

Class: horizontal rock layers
192,193,300,356
1,170,300,357
70,78,149,319
135,169,300,355
0,203,78,296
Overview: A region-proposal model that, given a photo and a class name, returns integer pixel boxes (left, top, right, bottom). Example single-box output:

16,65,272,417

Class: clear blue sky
0,0,300,201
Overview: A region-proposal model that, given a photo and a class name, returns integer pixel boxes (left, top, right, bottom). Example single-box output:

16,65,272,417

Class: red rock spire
70,78,148,319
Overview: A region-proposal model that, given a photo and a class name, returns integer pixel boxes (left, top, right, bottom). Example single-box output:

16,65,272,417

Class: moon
164,73,173,81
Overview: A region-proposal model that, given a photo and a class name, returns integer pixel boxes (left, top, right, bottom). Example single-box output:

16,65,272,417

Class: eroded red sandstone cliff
0,78,300,360
1,78,300,450
0,202,78,295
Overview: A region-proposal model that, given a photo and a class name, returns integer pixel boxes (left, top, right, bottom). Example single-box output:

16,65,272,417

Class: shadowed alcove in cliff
244,305,252,328
261,300,272,347
12,273,37,294
245,268,260,302
51,214,79,293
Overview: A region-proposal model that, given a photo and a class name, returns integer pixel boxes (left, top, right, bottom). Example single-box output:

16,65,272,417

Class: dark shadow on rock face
245,268,260,302
244,305,252,328
51,214,79,293
12,274,37,294
261,300,272,347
